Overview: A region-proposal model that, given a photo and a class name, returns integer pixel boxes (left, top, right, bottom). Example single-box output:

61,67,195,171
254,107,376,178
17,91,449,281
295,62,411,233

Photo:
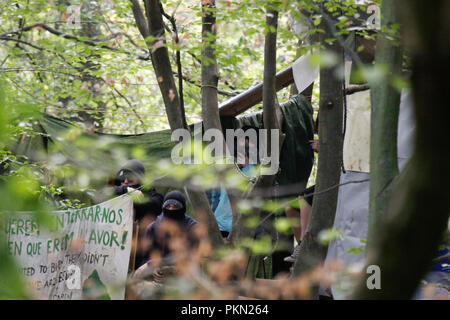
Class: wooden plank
218,65,369,118
219,66,294,117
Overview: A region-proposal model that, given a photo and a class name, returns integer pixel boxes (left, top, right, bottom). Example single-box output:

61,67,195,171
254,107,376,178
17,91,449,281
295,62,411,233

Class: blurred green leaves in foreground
0,81,41,299
0,79,299,299
0,77,355,300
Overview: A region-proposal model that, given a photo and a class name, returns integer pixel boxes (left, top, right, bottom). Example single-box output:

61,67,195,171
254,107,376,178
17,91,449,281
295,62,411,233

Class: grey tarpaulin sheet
322,170,369,299
320,89,449,299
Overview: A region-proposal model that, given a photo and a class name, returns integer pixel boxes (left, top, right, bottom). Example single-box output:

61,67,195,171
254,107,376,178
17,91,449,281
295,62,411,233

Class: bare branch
160,4,185,122
0,36,45,51
345,83,370,95
112,88,146,127
0,23,150,61
175,72,239,97
130,0,150,41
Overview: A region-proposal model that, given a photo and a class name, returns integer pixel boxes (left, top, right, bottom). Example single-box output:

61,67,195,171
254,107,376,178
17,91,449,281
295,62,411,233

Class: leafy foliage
0,0,410,300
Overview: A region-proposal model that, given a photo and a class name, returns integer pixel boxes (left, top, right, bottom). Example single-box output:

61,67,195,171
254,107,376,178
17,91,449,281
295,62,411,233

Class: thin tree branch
15,44,45,83
0,55,9,67
0,68,84,77
431,253,450,265
160,4,185,125
318,6,364,68
0,23,150,61
0,36,45,51
112,87,146,126
176,72,238,97
256,179,370,230
101,31,148,53
130,0,150,41
345,83,370,95
186,50,241,93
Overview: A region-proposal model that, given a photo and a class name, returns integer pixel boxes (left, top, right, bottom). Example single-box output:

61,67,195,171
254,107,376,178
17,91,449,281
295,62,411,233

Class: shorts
299,185,315,207
287,185,315,210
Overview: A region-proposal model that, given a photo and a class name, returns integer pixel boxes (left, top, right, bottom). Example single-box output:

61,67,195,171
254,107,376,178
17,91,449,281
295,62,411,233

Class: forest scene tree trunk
291,4,344,298
366,0,402,250
131,0,223,247
352,0,450,299
142,0,187,130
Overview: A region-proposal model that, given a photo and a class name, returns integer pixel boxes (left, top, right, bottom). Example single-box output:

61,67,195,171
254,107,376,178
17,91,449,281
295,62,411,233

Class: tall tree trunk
352,0,450,299
143,0,187,130
262,9,282,134
257,6,285,190
132,0,223,247
201,0,221,133
78,7,106,132
228,5,285,245
199,0,228,246
291,4,344,299
366,0,402,250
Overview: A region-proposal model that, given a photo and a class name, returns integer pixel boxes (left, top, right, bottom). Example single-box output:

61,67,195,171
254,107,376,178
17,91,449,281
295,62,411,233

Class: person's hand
309,140,319,153
127,187,144,202
132,263,167,282
133,262,151,280
152,269,166,283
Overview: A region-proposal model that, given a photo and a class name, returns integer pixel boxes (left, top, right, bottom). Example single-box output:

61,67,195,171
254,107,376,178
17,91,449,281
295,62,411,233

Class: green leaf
318,228,345,245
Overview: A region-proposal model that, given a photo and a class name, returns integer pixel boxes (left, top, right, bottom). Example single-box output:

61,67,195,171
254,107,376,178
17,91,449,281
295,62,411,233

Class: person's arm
133,257,175,281
114,185,128,196
186,222,201,252
134,189,163,221
133,221,176,281
114,185,144,198
309,139,319,153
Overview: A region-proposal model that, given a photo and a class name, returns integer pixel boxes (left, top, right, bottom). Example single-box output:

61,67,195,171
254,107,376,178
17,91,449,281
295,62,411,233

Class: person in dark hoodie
113,159,164,269
133,190,198,282
113,159,163,219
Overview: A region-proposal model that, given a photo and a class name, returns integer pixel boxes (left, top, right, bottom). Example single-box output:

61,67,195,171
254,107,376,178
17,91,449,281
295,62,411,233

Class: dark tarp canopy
13,93,314,198
232,93,315,196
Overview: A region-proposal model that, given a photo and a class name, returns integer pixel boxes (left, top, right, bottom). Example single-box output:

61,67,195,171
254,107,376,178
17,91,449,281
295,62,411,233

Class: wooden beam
345,83,370,95
218,65,370,118
219,66,294,117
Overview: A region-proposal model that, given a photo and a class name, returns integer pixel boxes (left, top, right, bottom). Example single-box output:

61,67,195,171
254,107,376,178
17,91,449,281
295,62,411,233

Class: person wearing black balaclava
144,190,197,258
113,159,164,269
133,190,198,281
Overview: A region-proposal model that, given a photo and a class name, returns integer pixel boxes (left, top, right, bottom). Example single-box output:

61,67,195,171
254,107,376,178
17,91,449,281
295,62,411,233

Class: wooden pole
218,66,369,118
128,220,139,274
219,67,293,117
125,220,139,300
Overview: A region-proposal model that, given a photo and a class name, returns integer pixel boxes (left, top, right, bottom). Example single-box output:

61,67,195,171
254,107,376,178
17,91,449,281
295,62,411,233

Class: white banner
5,195,134,300
292,53,319,94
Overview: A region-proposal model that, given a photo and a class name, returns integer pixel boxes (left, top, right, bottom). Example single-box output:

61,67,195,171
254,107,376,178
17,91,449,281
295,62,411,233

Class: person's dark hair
233,125,260,164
